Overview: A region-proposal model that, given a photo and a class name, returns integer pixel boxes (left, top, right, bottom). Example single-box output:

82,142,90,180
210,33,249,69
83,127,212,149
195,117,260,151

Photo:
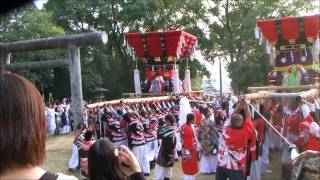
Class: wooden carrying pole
248,85,319,92
87,96,175,108
122,91,204,98
244,89,319,100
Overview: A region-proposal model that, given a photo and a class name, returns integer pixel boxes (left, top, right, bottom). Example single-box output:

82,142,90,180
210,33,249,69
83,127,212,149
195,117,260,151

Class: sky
33,0,47,10
196,51,232,93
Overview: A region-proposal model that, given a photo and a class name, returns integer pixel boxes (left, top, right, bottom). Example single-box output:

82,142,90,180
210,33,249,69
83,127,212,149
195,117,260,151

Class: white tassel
290,148,300,161
173,68,180,93
266,42,271,54
184,68,192,92
304,48,308,57
269,54,275,66
132,52,136,61
254,26,260,39
259,37,263,45
134,69,142,94
179,97,192,127
126,41,131,54
313,38,319,63
123,36,127,47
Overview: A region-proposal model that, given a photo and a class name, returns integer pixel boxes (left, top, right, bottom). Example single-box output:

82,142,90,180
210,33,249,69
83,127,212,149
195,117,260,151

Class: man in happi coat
216,99,256,180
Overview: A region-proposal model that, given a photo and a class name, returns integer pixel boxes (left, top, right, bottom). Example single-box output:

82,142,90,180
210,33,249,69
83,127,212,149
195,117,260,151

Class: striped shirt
106,117,127,143
128,118,145,146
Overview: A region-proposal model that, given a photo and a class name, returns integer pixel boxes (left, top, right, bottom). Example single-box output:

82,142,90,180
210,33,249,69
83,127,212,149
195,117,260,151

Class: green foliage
0,0,315,99
0,5,67,99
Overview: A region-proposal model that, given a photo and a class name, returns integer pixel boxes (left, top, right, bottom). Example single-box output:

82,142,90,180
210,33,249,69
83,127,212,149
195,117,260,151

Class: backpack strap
39,172,58,180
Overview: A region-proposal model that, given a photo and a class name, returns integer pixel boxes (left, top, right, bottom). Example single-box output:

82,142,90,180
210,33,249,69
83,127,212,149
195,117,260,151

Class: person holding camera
88,139,145,180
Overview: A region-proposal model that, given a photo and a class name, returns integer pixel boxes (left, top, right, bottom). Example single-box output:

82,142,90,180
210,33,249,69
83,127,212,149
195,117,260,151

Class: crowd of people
45,99,74,135
67,91,320,179
1,72,320,180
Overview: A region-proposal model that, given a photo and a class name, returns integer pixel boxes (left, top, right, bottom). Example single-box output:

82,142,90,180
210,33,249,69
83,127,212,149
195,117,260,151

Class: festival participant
0,73,77,179
88,139,145,180
193,104,202,128
124,112,149,176
296,98,320,151
141,112,158,171
216,98,256,180
198,107,219,174
192,103,203,157
94,108,103,139
260,99,273,174
61,107,71,134
215,102,228,135
46,102,56,134
54,105,64,135
86,117,95,133
281,101,300,180
154,114,177,180
270,103,284,150
228,96,238,115
79,131,95,180
249,107,266,180
92,106,103,139
105,112,127,147
69,123,85,171
180,113,198,180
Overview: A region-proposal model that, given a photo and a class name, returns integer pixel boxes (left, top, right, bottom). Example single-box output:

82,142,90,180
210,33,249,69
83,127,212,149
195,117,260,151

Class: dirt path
42,134,282,179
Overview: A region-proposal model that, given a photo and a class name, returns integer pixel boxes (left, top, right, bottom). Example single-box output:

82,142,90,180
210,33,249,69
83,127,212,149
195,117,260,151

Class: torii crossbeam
0,32,108,130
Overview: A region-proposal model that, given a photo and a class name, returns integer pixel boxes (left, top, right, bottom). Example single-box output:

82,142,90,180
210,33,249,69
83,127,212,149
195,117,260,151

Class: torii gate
0,32,108,130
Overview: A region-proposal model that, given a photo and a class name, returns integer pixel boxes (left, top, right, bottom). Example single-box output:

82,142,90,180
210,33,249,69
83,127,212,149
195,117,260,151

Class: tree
0,6,68,99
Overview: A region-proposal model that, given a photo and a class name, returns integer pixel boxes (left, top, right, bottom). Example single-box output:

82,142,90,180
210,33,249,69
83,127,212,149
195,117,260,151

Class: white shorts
153,164,173,180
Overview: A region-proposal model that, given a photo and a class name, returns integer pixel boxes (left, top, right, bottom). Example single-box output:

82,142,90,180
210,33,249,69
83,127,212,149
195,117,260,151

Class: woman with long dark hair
0,73,76,180
88,139,145,180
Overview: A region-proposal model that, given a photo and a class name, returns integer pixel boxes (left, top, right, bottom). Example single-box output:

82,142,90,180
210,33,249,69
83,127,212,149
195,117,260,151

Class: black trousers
216,166,245,180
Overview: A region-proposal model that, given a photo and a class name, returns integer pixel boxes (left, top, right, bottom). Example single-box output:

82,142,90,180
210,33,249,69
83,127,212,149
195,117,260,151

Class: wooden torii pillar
0,32,108,130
